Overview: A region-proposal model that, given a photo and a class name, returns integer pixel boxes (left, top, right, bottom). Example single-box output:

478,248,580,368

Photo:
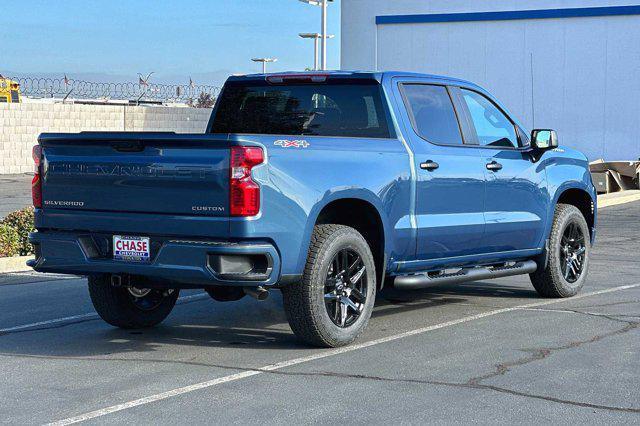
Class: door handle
486,161,503,171
420,160,439,171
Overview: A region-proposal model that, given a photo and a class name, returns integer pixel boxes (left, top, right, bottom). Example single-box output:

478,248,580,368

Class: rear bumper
28,231,281,287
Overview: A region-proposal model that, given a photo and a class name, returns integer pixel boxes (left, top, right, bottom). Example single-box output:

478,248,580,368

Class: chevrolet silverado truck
29,71,596,347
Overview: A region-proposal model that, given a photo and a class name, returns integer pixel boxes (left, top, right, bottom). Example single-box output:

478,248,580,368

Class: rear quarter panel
228,134,412,277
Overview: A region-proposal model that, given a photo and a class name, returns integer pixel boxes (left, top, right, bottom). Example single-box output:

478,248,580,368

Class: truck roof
228,70,481,90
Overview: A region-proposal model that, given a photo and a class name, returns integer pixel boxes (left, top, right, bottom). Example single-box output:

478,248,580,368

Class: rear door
457,88,549,252
393,79,486,262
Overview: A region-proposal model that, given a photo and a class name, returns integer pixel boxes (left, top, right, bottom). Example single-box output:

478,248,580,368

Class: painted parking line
0,293,208,334
0,313,97,334
46,283,640,426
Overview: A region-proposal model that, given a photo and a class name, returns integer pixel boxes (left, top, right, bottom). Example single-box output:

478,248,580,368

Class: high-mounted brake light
266,74,329,84
230,146,264,217
32,145,42,208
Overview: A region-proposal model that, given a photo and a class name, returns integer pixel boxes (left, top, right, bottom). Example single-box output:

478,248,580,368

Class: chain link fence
10,76,221,104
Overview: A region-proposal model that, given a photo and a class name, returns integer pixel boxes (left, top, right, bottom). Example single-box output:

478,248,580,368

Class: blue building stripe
376,5,640,25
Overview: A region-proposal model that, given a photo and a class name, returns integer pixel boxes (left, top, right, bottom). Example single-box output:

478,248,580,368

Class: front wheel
530,204,591,298
282,224,376,348
88,275,179,328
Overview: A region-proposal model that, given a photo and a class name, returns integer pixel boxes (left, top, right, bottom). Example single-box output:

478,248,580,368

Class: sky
2,0,341,87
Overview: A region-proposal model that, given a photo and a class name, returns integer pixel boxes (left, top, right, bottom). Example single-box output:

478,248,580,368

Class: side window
402,84,463,145
461,89,518,148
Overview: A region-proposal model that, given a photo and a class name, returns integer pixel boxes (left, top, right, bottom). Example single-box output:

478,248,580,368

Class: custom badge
274,139,310,148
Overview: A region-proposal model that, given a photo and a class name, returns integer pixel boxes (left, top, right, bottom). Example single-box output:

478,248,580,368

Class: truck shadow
0,280,539,358
378,280,538,306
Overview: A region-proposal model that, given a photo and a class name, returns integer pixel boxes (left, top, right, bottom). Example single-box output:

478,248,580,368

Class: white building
341,1,640,160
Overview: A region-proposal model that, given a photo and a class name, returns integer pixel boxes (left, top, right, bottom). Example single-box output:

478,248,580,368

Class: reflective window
461,89,518,148
402,84,463,145
211,82,392,138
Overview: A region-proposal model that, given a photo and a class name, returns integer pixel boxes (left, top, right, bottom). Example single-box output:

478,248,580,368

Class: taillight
230,146,264,217
32,145,42,208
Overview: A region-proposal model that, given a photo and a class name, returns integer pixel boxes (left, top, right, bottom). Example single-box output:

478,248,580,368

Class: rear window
210,81,393,138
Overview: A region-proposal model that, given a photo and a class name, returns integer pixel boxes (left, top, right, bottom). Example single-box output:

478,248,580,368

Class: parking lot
0,174,31,218
1,201,639,425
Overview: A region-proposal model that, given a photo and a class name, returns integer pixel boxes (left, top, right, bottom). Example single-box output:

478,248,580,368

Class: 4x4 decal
274,139,310,148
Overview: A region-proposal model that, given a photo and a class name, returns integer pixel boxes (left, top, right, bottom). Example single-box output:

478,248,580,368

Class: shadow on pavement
0,279,540,359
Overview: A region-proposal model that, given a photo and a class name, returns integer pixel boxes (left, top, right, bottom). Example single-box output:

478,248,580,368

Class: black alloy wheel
323,248,368,328
559,221,587,283
127,287,173,311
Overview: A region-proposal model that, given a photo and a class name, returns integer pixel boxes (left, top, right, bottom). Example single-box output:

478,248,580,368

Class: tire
88,275,179,329
282,224,376,348
530,204,591,298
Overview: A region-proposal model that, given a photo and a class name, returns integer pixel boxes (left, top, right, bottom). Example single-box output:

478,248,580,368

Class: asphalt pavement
0,173,32,218
0,201,639,425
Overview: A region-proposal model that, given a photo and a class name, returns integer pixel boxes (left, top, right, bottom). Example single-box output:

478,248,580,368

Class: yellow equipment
0,75,21,103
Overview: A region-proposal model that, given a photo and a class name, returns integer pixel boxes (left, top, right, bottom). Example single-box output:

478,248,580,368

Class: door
458,88,549,252
396,82,486,261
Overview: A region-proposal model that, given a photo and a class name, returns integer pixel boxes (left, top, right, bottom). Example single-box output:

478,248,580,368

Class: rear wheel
88,275,179,328
282,224,376,348
530,204,590,298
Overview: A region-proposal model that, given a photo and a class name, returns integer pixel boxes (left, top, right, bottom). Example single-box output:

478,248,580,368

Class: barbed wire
9,76,221,103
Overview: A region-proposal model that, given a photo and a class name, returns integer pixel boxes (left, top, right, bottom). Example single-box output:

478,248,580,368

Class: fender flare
294,189,392,274
545,181,597,243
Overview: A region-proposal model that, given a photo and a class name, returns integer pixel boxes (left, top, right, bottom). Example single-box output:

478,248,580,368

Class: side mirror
531,129,558,150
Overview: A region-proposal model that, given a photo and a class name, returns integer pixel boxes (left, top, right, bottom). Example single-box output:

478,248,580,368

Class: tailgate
40,132,230,217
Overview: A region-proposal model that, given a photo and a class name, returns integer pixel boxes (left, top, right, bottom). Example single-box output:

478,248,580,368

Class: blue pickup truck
29,71,596,347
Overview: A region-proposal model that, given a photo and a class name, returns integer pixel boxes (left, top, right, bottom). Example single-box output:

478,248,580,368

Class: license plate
113,235,150,262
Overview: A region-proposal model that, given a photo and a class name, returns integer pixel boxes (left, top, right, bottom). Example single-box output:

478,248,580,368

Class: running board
393,260,537,290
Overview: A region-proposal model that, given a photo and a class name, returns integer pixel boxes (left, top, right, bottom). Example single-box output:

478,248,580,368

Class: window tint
461,89,518,148
211,82,392,138
402,84,463,145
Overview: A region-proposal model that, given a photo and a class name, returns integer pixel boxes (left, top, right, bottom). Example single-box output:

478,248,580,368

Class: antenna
530,52,535,129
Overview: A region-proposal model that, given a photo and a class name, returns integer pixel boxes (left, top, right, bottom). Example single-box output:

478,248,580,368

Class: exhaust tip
243,286,269,301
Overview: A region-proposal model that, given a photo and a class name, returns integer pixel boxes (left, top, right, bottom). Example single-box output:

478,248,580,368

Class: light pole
251,58,278,74
299,0,334,70
299,33,334,71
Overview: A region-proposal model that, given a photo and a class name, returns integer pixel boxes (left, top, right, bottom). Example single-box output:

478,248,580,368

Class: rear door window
211,81,393,138
401,84,463,145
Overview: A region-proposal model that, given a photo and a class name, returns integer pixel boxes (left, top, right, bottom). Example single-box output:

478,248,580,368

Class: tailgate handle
111,141,144,152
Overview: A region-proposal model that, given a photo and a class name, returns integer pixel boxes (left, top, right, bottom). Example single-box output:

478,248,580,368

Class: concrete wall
0,103,212,174
341,0,640,160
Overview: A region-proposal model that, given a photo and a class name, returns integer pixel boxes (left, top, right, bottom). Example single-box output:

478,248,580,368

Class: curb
0,255,33,273
597,192,640,209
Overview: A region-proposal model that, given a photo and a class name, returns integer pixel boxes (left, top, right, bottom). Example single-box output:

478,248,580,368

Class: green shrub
1,207,35,256
0,223,20,257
